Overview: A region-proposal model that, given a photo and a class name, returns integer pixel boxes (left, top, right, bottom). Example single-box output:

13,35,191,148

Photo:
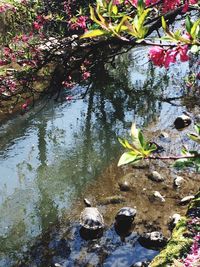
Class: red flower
82,71,91,80
149,46,165,67
178,45,189,62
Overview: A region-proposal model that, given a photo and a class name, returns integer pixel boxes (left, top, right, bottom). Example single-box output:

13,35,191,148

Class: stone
131,261,150,267
174,176,184,188
98,195,126,205
169,213,181,230
118,173,136,191
153,191,165,202
148,171,165,182
174,114,192,130
180,195,195,205
159,132,170,142
138,231,167,250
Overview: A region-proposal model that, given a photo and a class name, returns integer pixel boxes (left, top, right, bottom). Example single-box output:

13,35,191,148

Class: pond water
0,47,199,267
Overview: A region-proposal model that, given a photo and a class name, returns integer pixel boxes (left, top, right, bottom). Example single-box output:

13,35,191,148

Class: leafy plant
81,0,150,40
174,124,200,172
117,123,157,166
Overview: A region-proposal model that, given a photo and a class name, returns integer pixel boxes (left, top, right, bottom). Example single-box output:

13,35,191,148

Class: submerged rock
152,191,165,202
173,176,184,188
98,195,126,205
159,132,170,142
148,171,165,182
138,231,167,250
131,261,150,267
118,173,136,191
180,195,195,205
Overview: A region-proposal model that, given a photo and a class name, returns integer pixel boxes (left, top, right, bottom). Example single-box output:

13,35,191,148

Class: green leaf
138,130,145,147
118,152,140,166
80,29,108,38
161,16,167,31
118,137,133,149
188,133,200,144
112,5,118,15
190,18,200,39
174,158,193,169
185,16,193,34
195,124,200,135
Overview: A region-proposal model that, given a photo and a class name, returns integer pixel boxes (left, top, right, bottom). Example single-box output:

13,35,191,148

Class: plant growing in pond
118,124,200,172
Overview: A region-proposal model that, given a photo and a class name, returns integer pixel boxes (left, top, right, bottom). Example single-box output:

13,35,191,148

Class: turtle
115,207,137,224
79,198,104,240
114,207,137,239
80,207,104,230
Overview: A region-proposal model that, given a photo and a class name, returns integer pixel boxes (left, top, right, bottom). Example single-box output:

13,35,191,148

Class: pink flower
164,49,177,68
163,0,181,13
82,71,91,80
33,21,42,31
149,46,165,67
178,45,189,62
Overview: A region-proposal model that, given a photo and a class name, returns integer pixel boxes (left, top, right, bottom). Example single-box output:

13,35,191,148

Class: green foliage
117,123,157,166
81,0,150,40
174,124,200,172
161,16,200,45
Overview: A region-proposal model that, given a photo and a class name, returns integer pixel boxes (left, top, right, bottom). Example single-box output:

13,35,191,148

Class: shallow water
0,47,199,266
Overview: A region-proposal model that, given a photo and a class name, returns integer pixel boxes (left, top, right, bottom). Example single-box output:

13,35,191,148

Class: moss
150,190,200,267
150,218,193,267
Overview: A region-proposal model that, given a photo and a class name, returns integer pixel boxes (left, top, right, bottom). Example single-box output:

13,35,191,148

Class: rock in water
180,195,195,205
98,195,126,205
173,176,184,188
174,114,191,130
169,213,181,231
138,231,167,250
153,191,165,202
148,171,165,182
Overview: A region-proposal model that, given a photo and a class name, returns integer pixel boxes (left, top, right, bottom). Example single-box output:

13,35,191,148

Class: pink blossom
149,46,165,67
162,0,181,13
33,21,42,31
82,71,91,80
178,45,189,62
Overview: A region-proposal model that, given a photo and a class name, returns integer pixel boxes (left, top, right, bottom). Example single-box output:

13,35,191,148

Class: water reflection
0,47,189,266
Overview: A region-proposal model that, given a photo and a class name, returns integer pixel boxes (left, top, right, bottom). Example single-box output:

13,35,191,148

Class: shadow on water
0,46,198,266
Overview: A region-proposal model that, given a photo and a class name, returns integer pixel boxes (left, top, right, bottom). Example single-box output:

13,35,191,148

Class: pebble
148,171,165,182
169,213,181,230
180,195,195,205
153,191,166,202
174,176,184,188
174,114,192,130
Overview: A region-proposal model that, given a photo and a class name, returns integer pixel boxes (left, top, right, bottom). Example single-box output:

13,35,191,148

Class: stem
148,154,200,160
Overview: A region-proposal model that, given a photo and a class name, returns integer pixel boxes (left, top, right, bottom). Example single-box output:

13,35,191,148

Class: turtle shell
80,207,104,230
115,207,137,221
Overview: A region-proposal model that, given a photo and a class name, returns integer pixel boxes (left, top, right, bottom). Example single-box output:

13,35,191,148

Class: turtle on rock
114,207,137,240
115,207,137,226
79,198,104,240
